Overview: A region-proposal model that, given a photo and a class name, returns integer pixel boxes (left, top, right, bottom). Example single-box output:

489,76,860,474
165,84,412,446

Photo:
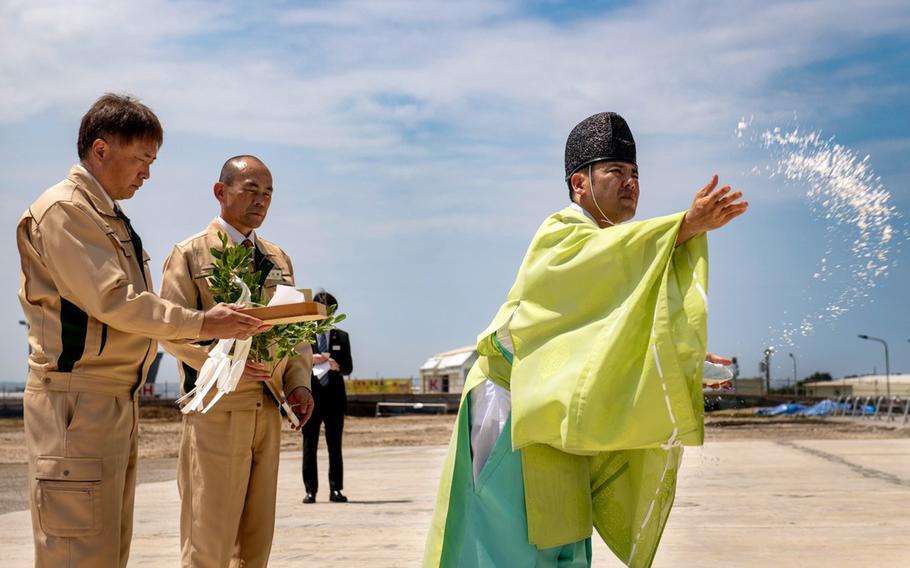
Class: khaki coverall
17,166,205,568
160,219,312,568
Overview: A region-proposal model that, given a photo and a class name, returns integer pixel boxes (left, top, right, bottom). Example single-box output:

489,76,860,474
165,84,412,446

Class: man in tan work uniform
160,155,316,568
16,94,267,568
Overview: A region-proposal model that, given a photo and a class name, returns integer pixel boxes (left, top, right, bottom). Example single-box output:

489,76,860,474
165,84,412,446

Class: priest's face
582,161,639,226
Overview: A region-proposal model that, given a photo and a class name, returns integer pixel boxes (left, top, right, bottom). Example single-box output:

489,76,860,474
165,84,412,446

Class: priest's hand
240,360,272,382
677,174,748,245
287,386,314,430
705,352,733,365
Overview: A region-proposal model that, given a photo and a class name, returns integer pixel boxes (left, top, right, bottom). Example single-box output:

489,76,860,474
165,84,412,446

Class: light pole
858,334,890,402
760,346,774,394
788,353,797,394
18,320,31,356
731,356,740,391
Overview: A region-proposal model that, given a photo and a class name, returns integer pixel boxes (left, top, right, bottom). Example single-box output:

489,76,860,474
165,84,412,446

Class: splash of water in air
736,116,902,350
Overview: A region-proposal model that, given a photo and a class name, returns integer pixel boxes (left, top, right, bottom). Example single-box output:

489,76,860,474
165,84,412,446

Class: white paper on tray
268,284,306,307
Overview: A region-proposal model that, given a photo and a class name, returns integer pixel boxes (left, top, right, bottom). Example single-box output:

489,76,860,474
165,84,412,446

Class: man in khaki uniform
160,155,316,568
16,94,266,568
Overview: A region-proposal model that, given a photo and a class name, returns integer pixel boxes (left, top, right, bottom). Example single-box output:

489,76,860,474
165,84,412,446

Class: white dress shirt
217,217,256,247
75,163,116,210
569,201,598,224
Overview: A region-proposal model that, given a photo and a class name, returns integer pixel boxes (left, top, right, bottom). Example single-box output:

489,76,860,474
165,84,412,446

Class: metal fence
832,394,910,424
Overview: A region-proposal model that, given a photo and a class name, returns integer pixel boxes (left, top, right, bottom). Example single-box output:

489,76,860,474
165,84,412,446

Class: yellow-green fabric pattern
425,207,709,567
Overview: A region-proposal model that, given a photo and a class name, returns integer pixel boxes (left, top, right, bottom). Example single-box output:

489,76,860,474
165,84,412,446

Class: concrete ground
0,439,907,567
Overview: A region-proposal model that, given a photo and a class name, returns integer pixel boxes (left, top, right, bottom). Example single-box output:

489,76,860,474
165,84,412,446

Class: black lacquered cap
564,112,636,179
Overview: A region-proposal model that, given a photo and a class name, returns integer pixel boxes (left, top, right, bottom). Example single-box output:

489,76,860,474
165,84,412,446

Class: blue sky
1,0,908,387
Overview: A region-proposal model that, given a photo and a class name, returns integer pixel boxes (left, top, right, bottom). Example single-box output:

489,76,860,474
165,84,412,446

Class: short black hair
77,93,163,160
566,168,586,202
566,163,598,202
314,290,338,308
219,155,265,186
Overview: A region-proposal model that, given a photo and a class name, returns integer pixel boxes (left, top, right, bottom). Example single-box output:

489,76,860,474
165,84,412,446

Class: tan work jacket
17,166,205,396
160,219,312,411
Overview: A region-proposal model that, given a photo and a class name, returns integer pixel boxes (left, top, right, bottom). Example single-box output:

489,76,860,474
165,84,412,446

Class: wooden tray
240,302,327,324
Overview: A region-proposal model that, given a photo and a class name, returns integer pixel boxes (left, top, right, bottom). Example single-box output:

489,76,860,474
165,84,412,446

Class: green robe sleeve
480,207,709,454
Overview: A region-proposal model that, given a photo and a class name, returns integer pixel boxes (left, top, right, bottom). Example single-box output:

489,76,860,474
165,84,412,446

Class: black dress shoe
302,493,316,504
329,490,348,503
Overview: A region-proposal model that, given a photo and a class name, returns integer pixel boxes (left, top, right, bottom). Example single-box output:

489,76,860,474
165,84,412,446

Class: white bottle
703,361,734,387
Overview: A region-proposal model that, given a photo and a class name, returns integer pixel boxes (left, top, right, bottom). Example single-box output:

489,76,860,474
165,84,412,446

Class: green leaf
207,234,348,364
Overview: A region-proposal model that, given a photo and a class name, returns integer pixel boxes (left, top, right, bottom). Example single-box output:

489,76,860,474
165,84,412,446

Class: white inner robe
469,326,514,483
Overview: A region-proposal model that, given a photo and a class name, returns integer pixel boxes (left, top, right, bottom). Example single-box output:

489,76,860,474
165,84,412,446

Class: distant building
803,374,910,398
418,355,777,396
419,346,478,393
733,376,766,396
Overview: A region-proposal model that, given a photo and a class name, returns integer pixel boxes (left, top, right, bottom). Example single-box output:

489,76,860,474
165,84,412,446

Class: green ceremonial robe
424,206,709,568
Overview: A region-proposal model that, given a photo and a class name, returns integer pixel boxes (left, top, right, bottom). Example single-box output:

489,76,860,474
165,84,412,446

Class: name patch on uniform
332,345,341,351
266,268,284,282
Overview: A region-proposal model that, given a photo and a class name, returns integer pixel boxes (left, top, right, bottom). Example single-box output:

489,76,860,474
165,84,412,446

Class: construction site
1,391,908,567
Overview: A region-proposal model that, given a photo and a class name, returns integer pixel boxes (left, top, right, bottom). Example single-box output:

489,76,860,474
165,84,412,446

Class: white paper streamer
178,276,254,414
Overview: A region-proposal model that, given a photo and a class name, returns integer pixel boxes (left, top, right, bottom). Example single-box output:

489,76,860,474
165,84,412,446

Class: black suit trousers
301,374,346,493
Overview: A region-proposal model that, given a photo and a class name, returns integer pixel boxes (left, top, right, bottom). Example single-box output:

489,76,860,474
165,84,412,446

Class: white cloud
4,0,909,148
1,0,908,379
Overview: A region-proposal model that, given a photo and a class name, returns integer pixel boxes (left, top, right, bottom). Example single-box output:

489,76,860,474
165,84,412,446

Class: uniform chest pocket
103,226,135,258
263,266,292,284
193,266,214,281
193,266,215,300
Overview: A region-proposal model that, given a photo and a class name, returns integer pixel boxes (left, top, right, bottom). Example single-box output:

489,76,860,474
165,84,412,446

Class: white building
802,374,910,398
419,346,478,393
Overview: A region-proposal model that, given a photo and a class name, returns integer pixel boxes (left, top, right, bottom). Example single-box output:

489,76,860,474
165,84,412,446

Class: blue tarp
801,399,840,416
755,403,807,415
754,399,871,416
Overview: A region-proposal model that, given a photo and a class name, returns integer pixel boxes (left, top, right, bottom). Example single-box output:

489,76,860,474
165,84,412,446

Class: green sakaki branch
207,232,347,365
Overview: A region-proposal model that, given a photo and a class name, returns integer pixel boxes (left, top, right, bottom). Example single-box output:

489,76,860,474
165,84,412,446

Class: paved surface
0,439,908,567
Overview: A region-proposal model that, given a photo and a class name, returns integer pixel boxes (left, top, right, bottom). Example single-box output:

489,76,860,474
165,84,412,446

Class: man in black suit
302,291,353,503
